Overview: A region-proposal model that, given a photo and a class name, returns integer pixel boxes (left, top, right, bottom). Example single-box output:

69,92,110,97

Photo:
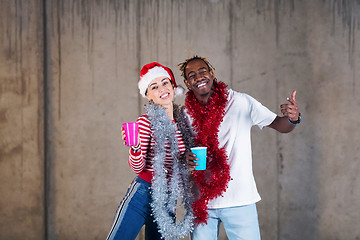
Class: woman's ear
146,95,153,102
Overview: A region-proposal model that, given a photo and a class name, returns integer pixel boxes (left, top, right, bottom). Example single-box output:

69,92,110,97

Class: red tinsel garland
185,81,231,225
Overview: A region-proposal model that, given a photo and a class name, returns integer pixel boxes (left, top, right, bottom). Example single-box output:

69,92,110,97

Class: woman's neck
162,103,174,120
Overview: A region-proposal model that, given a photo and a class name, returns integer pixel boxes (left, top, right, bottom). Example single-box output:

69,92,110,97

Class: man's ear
209,69,215,79
184,79,190,89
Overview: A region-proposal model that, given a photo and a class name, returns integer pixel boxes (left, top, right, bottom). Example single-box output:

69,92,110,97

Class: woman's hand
185,150,198,171
122,126,141,149
121,127,127,146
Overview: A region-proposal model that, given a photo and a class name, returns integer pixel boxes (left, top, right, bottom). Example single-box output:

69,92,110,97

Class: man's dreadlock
178,55,215,79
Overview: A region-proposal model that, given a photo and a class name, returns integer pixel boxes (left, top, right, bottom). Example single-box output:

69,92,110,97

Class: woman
106,62,194,240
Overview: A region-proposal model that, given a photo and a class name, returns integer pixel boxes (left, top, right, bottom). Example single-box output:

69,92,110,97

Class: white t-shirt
186,89,277,209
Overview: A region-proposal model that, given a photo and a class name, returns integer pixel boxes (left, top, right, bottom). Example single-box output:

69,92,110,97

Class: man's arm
268,90,300,133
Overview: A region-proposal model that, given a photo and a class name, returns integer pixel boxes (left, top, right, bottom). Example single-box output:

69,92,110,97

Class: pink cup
122,122,139,146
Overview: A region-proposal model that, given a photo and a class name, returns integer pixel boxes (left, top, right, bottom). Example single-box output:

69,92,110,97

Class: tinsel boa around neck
185,80,232,225
144,103,194,239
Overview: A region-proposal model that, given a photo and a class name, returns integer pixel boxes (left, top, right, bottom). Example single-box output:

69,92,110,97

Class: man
178,56,300,240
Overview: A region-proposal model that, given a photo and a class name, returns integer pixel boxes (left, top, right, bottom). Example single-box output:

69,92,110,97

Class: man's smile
195,80,208,89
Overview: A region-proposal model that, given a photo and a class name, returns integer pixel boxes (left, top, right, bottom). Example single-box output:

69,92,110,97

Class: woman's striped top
129,115,186,183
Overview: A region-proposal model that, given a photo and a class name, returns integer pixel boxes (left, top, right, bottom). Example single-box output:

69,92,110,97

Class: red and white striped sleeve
128,115,152,174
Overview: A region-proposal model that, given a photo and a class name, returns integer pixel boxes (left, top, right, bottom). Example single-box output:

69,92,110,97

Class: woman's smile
160,92,170,99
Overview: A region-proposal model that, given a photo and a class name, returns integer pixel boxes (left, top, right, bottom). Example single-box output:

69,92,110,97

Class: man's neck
195,90,213,105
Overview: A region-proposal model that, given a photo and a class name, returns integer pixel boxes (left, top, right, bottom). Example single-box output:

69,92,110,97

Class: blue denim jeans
191,204,261,240
106,177,161,240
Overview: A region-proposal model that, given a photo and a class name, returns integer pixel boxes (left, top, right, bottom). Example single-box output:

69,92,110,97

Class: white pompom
174,85,185,97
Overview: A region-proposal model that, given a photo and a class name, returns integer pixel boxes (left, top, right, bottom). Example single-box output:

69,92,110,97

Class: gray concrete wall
1,0,360,239
0,0,45,239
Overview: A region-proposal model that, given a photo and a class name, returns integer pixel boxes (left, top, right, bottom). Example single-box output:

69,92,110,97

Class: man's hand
268,90,300,133
280,90,299,121
185,150,198,171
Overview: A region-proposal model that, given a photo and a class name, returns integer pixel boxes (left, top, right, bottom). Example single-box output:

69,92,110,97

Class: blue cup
191,147,207,170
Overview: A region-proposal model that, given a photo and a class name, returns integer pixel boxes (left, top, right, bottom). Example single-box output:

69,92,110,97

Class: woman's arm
128,116,151,174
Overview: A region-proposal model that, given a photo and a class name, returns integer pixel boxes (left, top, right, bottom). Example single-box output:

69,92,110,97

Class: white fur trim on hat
138,66,171,97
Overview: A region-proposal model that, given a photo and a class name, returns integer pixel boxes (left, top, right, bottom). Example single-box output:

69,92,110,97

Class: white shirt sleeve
245,93,277,129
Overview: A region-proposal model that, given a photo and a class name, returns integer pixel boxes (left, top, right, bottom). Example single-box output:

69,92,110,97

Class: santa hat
138,62,184,98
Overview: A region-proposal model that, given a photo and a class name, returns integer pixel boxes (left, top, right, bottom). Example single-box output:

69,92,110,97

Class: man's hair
178,55,215,79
